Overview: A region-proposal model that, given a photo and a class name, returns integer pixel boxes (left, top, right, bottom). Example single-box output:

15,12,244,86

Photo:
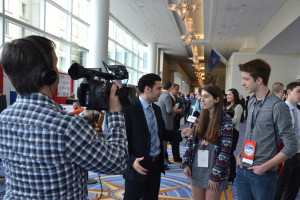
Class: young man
275,81,300,200
236,59,298,200
122,73,192,200
0,36,128,199
71,101,84,114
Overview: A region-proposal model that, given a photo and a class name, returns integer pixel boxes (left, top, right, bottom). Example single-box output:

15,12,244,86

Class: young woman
182,85,233,200
225,88,243,183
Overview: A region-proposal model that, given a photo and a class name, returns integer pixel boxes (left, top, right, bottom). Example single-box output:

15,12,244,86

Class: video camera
68,62,136,111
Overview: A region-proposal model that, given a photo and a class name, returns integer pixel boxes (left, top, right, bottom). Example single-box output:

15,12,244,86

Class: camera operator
0,35,128,199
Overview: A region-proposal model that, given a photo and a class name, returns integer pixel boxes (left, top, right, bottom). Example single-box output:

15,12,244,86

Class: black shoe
173,157,182,163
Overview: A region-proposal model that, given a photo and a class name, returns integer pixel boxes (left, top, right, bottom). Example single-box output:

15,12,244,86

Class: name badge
242,140,257,165
197,150,209,167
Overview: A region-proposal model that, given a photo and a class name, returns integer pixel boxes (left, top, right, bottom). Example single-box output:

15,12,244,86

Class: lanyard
250,90,270,140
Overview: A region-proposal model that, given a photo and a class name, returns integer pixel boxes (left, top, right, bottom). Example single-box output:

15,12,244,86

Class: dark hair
1,35,55,95
197,88,202,94
272,82,284,93
172,83,179,89
286,82,300,91
162,81,172,90
226,88,241,106
137,73,161,93
239,59,271,85
195,85,224,144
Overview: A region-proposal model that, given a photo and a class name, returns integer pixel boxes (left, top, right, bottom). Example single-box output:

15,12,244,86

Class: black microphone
183,111,200,146
187,111,200,129
68,63,116,80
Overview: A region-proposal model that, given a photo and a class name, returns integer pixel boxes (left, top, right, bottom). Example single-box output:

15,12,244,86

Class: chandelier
181,18,197,45
169,0,198,20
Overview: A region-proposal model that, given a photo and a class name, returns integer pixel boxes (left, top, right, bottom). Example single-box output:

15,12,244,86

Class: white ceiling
110,0,300,83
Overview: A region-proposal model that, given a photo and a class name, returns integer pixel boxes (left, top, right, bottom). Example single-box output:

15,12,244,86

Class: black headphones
23,37,57,86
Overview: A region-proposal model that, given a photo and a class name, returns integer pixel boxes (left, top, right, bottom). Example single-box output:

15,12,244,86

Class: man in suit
155,81,174,169
169,83,184,162
122,74,192,200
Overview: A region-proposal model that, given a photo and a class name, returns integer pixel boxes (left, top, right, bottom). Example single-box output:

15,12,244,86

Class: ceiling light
169,0,198,20
181,18,197,45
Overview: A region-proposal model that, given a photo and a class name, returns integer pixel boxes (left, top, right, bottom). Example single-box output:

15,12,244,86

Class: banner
209,49,221,72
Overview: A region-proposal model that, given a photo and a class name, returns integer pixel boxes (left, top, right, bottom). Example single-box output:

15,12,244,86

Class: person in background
155,80,174,170
122,73,192,200
272,82,284,99
169,83,184,163
192,88,202,115
182,93,191,124
225,88,243,183
0,35,128,199
66,92,77,104
282,89,288,101
236,59,298,200
183,85,233,200
275,81,300,200
71,101,84,115
239,94,246,122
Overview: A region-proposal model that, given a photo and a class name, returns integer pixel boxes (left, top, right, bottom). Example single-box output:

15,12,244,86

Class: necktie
146,105,160,156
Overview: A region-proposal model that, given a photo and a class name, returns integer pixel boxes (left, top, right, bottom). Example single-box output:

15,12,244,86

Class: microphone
183,111,200,146
68,63,116,80
187,111,200,129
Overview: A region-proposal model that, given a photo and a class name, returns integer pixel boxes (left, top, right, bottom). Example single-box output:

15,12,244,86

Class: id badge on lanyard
197,140,209,167
242,139,257,165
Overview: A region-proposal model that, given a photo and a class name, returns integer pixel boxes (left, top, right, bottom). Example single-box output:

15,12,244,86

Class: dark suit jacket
173,96,183,130
122,98,182,182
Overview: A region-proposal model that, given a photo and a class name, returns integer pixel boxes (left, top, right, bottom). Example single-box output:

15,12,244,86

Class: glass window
72,18,88,48
107,59,115,65
51,0,68,10
116,25,124,46
4,0,41,29
48,37,67,73
124,32,132,50
109,19,116,39
108,17,147,85
132,55,138,69
124,52,132,67
46,2,67,39
4,21,38,42
138,58,144,71
131,70,138,85
115,44,124,64
72,0,89,22
71,47,87,67
108,40,116,60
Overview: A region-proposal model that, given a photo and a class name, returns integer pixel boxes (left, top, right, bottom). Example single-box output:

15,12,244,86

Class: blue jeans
236,166,278,200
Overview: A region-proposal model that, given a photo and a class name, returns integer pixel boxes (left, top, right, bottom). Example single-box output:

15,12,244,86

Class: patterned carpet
0,121,299,199
87,154,234,200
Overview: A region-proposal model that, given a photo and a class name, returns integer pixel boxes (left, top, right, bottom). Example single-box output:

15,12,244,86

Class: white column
87,0,110,69
147,43,157,74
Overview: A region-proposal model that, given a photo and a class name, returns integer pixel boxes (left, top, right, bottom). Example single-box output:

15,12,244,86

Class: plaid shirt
0,93,128,199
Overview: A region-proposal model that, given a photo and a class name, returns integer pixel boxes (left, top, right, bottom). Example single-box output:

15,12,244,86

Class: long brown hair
195,85,224,144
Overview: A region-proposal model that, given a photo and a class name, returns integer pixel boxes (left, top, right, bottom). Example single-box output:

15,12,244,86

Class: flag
209,49,220,72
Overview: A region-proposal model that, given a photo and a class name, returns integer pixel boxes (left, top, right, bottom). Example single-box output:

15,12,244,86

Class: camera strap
95,111,105,133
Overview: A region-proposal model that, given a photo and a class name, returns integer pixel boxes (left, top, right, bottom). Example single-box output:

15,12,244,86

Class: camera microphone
68,63,116,80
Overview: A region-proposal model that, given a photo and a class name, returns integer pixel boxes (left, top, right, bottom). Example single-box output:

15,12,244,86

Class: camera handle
95,111,105,133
